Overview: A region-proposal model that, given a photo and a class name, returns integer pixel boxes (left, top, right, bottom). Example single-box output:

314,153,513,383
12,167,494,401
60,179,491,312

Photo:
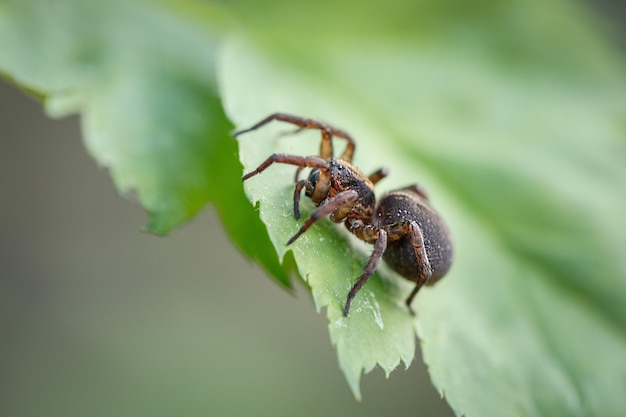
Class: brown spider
235,113,453,316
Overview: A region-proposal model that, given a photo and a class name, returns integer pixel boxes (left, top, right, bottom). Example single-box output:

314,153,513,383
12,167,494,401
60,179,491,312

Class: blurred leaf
0,0,222,233
0,0,290,282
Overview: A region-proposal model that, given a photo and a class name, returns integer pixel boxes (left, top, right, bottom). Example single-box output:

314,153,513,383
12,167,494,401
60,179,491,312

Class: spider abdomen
377,190,453,285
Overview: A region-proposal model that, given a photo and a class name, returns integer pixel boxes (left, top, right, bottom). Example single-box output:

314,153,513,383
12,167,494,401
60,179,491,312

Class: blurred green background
0,79,454,417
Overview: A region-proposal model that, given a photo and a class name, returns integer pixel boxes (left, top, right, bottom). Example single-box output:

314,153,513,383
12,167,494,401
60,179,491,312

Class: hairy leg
234,113,356,162
344,229,388,317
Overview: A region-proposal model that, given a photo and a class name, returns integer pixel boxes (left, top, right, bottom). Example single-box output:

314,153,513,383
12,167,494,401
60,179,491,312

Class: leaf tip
142,212,178,236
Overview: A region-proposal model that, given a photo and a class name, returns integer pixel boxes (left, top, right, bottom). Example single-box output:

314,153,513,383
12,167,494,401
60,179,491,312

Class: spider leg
343,228,388,317
293,179,313,220
379,219,433,314
403,221,433,315
233,113,356,162
294,166,305,182
368,167,389,185
287,190,358,245
242,154,328,181
397,184,429,200
346,218,379,244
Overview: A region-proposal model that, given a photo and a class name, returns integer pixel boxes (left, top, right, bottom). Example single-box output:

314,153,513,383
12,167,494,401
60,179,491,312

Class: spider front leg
234,113,356,162
287,190,359,245
242,154,329,181
293,179,314,220
243,154,332,224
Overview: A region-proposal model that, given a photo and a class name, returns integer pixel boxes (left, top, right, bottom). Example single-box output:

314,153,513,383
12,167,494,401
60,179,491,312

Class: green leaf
0,0,217,233
220,1,626,414
0,0,290,282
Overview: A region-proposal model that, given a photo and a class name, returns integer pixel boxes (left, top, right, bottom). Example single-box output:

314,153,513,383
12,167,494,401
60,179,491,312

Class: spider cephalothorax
235,113,453,316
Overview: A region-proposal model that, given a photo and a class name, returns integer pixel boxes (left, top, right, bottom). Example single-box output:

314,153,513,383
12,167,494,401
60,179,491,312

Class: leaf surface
220,6,626,411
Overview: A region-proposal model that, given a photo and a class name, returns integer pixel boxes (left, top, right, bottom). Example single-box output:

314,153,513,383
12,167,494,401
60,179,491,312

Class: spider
234,113,453,316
